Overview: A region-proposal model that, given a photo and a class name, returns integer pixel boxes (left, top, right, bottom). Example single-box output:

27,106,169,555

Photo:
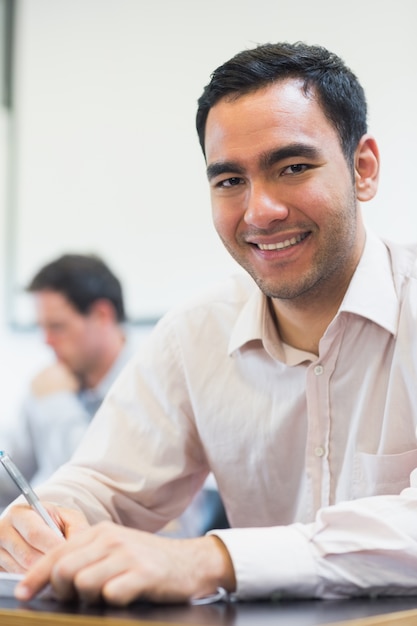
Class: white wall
1,0,416,423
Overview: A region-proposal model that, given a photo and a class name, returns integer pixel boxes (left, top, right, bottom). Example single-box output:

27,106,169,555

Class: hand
31,363,79,397
15,521,236,606
0,503,89,573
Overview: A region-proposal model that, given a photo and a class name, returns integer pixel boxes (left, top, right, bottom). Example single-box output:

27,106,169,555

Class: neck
82,330,125,389
270,228,366,355
270,296,340,356
271,263,358,356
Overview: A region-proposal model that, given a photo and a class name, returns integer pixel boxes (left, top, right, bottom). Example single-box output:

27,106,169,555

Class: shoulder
158,272,257,331
133,272,258,365
384,238,417,270
382,238,417,294
381,239,417,330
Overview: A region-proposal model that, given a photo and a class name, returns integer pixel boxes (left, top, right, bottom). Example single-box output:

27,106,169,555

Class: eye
281,163,309,176
45,323,66,334
217,176,244,188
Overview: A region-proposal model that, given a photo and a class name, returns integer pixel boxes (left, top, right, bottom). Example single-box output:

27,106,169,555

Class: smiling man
1,42,417,606
204,77,377,354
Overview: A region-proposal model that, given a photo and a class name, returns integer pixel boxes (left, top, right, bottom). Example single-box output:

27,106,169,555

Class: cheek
212,208,234,242
211,196,241,240
297,182,344,222
65,328,89,354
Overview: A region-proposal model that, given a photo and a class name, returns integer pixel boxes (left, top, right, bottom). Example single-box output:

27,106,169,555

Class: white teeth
257,234,305,251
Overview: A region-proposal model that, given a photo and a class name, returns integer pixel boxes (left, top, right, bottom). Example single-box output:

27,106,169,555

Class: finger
49,534,118,602
0,516,50,572
72,559,118,605
101,567,190,606
9,505,64,552
15,543,66,601
0,541,42,574
66,554,144,606
50,550,106,602
16,526,100,601
102,571,148,606
39,530,138,605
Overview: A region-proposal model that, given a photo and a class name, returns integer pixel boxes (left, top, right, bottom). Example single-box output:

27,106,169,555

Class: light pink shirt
36,231,417,599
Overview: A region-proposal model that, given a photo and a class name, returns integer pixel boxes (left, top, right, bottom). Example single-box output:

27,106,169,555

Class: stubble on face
206,81,364,310
218,183,360,307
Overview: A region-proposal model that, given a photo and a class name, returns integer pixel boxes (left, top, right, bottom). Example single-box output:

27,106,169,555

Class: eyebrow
206,143,321,181
259,143,321,170
206,161,245,181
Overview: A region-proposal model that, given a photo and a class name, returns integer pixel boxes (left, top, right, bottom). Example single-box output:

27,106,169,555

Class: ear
88,299,117,324
354,134,380,202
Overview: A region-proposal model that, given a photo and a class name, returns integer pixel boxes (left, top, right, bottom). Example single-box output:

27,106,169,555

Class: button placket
306,359,332,510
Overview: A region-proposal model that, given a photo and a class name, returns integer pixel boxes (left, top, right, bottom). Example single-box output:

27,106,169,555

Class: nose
244,182,289,228
43,329,56,348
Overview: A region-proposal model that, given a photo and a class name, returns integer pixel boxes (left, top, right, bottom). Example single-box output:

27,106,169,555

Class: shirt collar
228,283,266,356
228,231,399,358
338,230,398,335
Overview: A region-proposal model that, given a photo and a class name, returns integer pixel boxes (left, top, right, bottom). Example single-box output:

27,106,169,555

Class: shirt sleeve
212,483,417,599
34,323,210,531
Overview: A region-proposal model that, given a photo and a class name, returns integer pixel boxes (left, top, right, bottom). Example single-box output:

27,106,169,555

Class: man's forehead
34,290,77,315
206,77,316,124
204,79,327,166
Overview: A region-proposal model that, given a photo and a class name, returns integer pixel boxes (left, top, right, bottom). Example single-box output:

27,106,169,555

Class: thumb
46,504,91,538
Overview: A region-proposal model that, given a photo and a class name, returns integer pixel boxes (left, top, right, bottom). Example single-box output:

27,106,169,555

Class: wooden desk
2,596,417,626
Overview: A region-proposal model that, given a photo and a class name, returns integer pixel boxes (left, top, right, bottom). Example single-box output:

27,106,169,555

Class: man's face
33,290,101,378
205,79,366,304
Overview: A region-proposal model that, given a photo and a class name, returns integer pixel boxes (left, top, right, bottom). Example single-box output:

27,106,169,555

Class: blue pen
0,450,63,538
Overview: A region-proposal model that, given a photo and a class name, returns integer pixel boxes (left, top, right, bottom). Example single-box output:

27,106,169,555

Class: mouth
256,232,310,251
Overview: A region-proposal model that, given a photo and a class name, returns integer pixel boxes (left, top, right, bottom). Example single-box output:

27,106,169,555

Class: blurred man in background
0,253,227,536
0,253,130,505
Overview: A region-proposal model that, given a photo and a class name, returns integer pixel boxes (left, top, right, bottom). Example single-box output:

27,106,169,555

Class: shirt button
314,365,324,376
315,446,325,457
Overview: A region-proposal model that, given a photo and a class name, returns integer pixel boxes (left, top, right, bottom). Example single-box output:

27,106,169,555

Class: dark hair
27,253,126,322
196,42,368,168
